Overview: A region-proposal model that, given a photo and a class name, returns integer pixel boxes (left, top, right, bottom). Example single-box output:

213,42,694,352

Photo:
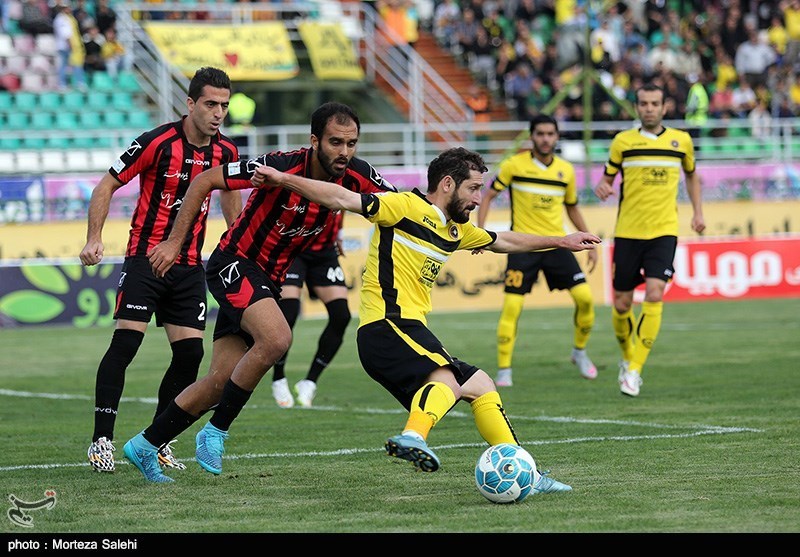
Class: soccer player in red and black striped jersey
268,209,351,409
80,67,243,474
122,102,396,482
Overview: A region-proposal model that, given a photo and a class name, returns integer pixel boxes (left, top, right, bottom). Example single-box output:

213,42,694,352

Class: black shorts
113,256,206,329
612,236,677,291
503,248,586,295
356,318,479,410
205,248,281,343
282,245,346,300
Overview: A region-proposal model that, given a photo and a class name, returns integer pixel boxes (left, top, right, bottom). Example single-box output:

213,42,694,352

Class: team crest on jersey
246,158,262,174
448,224,459,239
124,140,142,158
671,140,679,148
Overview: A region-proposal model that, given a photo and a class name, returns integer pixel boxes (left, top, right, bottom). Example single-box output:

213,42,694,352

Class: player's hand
79,240,104,266
692,214,706,234
251,164,282,188
562,231,601,252
594,182,614,201
147,240,181,278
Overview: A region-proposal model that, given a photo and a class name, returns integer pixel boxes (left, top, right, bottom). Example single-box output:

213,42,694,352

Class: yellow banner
298,21,365,81
143,22,299,81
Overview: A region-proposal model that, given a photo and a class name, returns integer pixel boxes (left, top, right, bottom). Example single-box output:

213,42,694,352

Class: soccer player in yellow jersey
478,114,598,386
253,147,600,491
595,83,705,397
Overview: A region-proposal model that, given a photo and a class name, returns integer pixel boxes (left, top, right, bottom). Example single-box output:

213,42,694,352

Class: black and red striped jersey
219,147,396,284
109,117,239,265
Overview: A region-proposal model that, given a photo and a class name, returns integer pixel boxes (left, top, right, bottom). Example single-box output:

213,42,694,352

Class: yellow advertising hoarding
143,22,299,81
298,21,365,81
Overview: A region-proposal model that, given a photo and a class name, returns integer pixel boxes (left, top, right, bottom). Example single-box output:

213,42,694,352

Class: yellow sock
612,306,635,362
471,391,518,445
630,301,663,373
497,293,524,369
569,283,594,349
402,381,457,440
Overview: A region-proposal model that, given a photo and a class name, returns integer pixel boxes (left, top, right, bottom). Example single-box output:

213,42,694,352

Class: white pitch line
0,389,762,474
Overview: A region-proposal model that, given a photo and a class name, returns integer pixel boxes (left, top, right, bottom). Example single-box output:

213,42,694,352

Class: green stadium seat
62,91,85,111
0,136,22,150
47,136,72,150
22,136,47,149
55,111,80,130
30,112,54,130
127,111,153,130
91,72,116,92
38,91,61,111
86,90,110,108
0,91,13,110
110,91,133,110
5,112,30,130
103,110,127,128
116,71,142,93
78,111,103,129
14,91,37,111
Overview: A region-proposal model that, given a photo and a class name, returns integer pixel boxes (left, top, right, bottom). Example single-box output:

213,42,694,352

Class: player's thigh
113,256,163,324
157,263,208,331
503,252,542,295
612,238,646,292
357,319,479,409
541,248,586,291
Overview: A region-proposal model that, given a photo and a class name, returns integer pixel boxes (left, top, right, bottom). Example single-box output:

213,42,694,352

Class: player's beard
446,193,473,224
318,150,348,179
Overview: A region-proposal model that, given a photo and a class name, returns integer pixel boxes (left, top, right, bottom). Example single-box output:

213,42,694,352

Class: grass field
1,298,799,536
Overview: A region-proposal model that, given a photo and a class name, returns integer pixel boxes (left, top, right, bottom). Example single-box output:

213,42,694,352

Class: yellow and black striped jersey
358,188,497,326
604,126,696,239
490,151,577,244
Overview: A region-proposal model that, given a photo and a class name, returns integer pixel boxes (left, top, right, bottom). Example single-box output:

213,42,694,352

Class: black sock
143,400,198,448
154,337,203,419
307,298,350,383
209,379,252,431
272,298,300,381
93,329,144,441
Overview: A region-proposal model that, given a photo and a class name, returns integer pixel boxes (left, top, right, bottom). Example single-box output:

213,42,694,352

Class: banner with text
298,21,365,80
143,22,299,81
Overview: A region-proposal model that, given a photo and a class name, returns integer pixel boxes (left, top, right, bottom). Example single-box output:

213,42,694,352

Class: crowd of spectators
430,0,800,130
1,0,131,91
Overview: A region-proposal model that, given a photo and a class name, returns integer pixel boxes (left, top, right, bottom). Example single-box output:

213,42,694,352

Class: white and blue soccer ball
475,443,539,504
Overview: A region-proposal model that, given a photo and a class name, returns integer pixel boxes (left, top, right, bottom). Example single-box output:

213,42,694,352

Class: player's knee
170,337,204,369
570,283,593,312
325,298,351,334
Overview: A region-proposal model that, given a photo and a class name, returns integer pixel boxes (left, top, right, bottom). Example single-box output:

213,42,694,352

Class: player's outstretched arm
148,166,225,278
252,164,364,214
490,230,600,254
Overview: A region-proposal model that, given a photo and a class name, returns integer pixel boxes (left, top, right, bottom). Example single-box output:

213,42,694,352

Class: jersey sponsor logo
573,272,586,281
124,140,142,158
419,257,442,287
281,202,307,213
219,261,241,287
275,221,324,238
125,303,148,310
161,192,183,209
422,215,438,229
285,272,300,280
111,158,126,174
164,171,190,181
185,158,210,166
228,161,241,175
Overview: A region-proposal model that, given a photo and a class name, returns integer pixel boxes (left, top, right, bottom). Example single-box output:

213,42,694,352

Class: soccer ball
474,443,539,504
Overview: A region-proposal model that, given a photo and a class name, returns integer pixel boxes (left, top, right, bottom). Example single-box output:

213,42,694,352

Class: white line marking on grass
0,388,763,474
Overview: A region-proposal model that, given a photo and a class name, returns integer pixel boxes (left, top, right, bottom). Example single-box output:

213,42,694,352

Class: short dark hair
636,82,665,102
529,113,558,134
310,102,361,139
188,67,231,101
427,147,487,193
